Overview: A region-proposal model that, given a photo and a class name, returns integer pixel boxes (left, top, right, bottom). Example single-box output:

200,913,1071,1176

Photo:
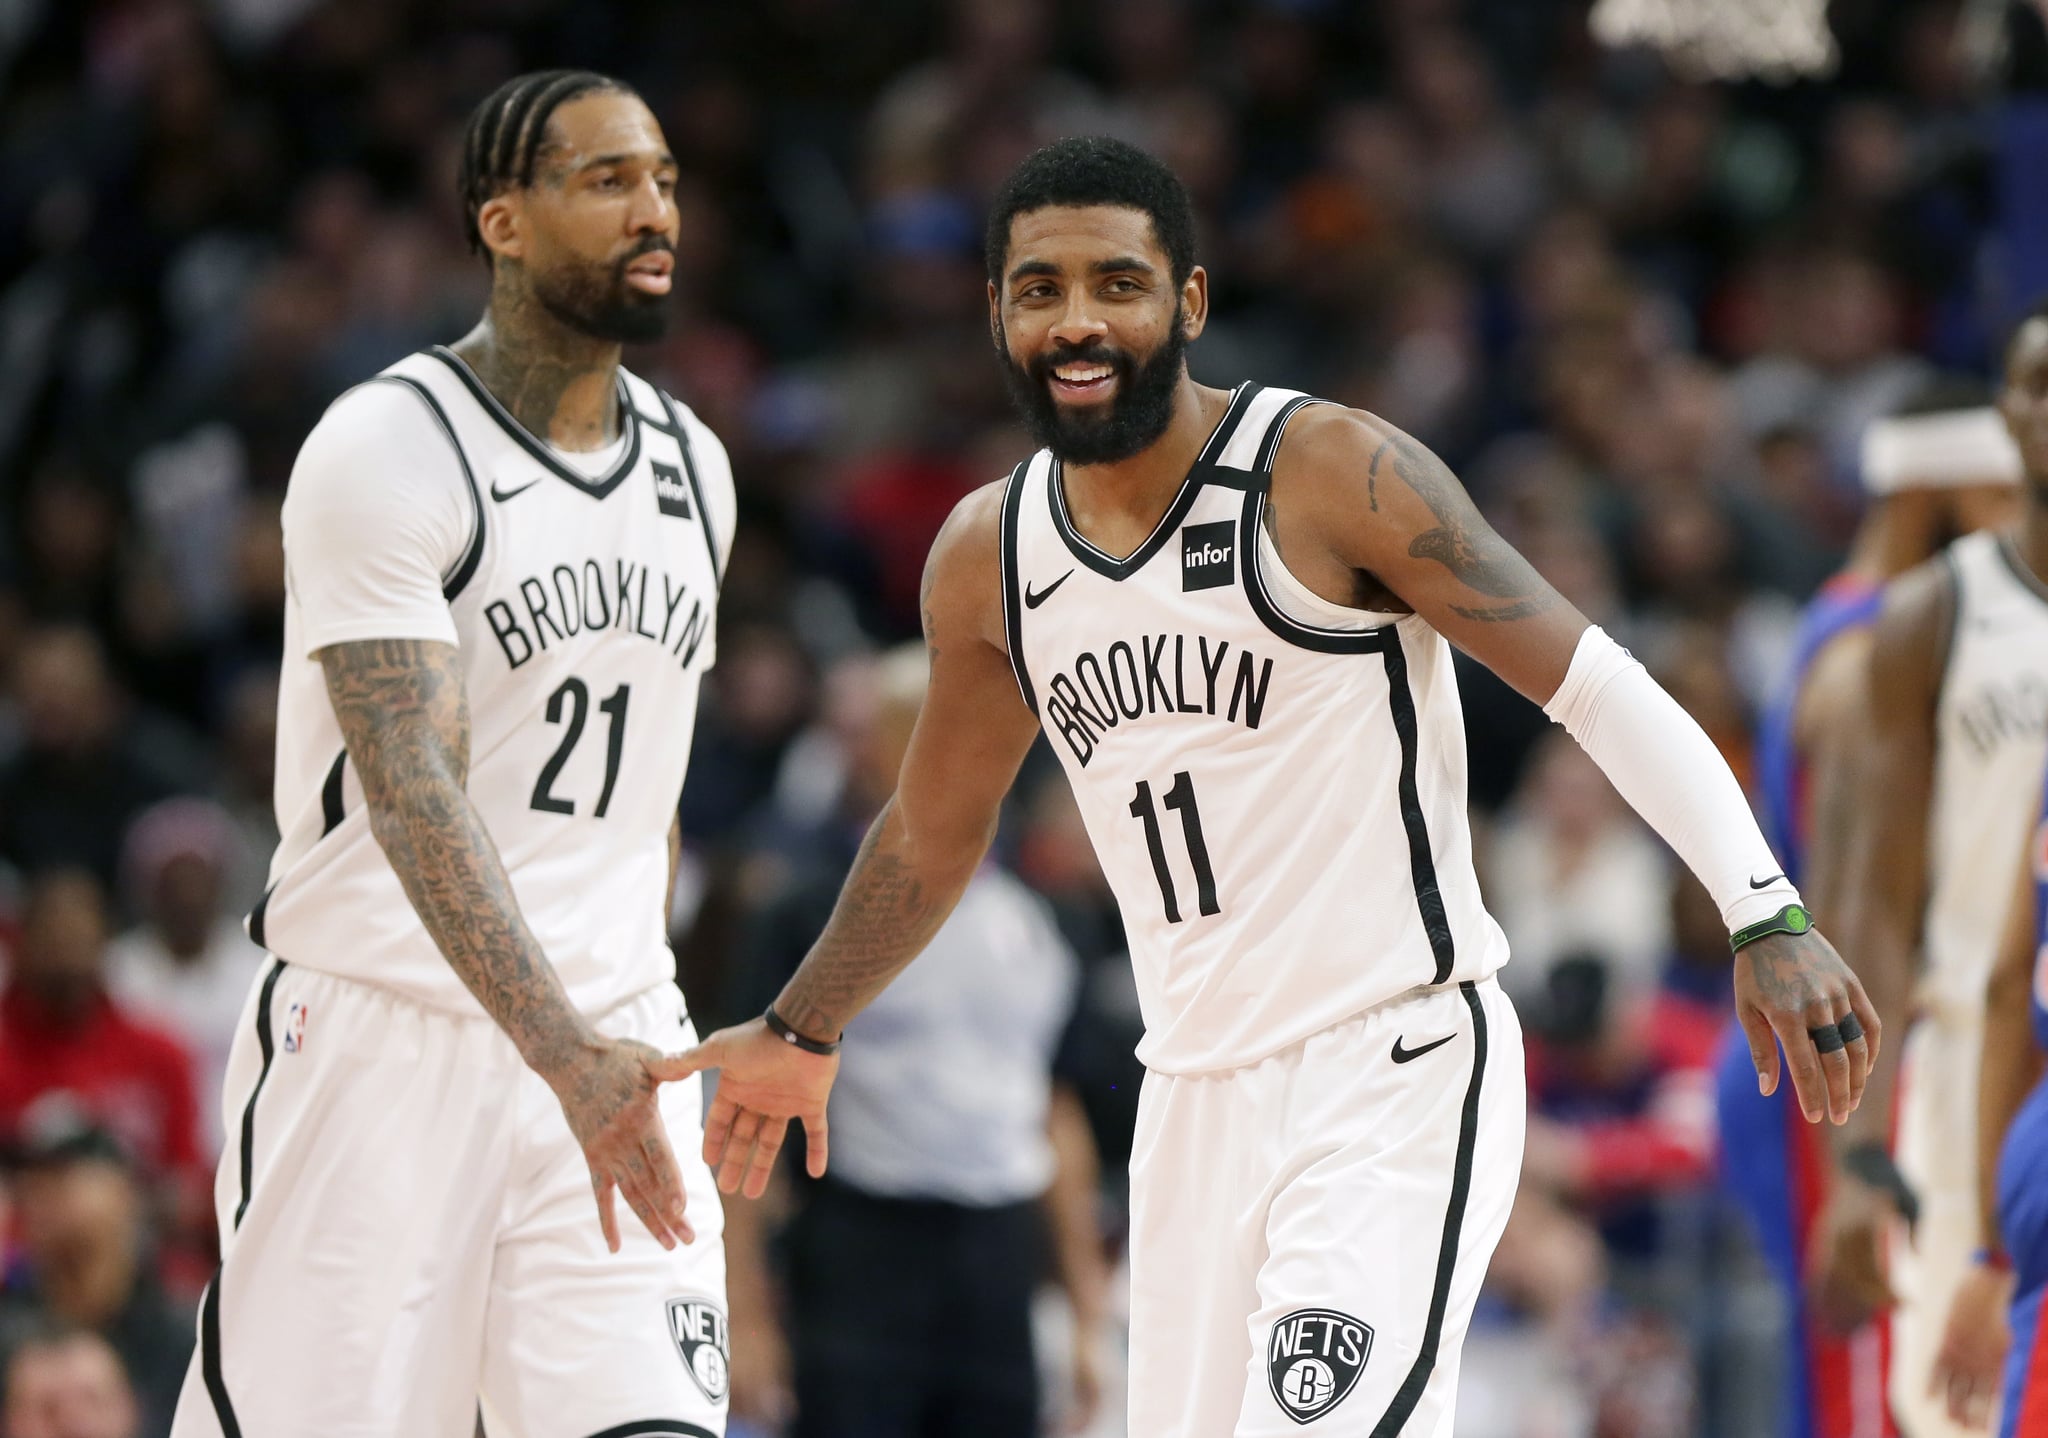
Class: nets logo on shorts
1182,521,1235,591
1267,1308,1371,1424
666,1296,729,1404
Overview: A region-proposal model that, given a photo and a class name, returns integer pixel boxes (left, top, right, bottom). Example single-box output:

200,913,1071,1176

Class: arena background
3,0,2046,1434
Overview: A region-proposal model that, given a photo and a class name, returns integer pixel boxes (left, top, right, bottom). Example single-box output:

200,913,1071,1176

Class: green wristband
1729,902,1813,953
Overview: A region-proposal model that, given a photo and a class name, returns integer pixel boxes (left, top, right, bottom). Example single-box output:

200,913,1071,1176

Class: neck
450,271,622,451
1063,375,1227,515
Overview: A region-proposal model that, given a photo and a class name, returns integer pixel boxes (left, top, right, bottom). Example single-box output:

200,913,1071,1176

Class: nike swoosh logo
490,475,544,502
1391,1033,1455,1064
1750,873,1788,890
1024,569,1075,609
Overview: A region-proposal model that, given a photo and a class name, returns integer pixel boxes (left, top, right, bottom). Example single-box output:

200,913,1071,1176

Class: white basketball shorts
169,962,728,1438
1126,977,1524,1437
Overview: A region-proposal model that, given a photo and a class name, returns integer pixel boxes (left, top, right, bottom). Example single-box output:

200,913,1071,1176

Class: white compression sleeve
1541,626,1800,933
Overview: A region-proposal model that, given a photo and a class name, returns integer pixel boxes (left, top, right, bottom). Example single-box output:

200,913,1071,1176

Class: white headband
1861,407,2022,495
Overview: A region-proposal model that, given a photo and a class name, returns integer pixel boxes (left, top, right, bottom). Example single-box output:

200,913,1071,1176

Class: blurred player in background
1826,307,2048,1438
171,71,740,1437
1718,390,2020,1438
680,136,1875,1438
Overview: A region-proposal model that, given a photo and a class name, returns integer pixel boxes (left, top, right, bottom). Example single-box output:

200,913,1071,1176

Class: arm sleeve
1543,626,1799,932
281,380,475,657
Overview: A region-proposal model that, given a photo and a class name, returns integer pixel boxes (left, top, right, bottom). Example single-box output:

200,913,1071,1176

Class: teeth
1055,365,1113,382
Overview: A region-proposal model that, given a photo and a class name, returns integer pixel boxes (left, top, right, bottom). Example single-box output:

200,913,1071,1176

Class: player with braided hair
171,71,738,1436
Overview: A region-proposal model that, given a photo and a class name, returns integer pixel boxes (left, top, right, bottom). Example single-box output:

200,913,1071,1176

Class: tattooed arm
1272,407,1877,1124
674,481,1043,1196
319,638,697,1252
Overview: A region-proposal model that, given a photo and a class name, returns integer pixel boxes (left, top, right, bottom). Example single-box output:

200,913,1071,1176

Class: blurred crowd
0,0,2037,1433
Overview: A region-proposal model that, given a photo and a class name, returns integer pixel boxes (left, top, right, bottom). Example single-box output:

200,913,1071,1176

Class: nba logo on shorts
667,1296,730,1404
282,1003,309,1054
1267,1307,1371,1424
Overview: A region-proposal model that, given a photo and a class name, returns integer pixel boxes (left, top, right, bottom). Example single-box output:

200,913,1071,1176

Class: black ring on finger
1809,1022,1846,1055
1836,1012,1864,1045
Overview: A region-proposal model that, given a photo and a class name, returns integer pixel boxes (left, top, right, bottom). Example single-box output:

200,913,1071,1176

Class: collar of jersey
427,346,644,499
1046,381,1260,581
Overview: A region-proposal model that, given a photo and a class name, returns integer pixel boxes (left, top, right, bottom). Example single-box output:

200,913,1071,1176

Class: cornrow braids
458,69,634,262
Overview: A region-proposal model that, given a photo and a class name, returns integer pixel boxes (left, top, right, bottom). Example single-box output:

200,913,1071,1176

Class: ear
1180,265,1210,342
476,192,526,265
988,281,1003,350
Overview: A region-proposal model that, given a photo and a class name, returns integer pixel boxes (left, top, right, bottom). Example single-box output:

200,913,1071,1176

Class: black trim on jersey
655,387,724,590
245,884,274,950
426,346,644,500
320,750,347,835
200,1272,243,1437
1380,635,1457,983
1368,980,1487,1437
1046,382,1260,580
997,458,1038,715
584,1423,721,1438
1997,530,2048,608
368,374,487,600
1234,397,1403,655
232,959,287,1231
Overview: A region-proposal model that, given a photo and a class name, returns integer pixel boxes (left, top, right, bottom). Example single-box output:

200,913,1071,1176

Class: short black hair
984,136,1197,288
458,69,636,263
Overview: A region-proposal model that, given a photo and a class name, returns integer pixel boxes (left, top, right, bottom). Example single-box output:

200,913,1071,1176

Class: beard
532,237,674,344
999,309,1187,465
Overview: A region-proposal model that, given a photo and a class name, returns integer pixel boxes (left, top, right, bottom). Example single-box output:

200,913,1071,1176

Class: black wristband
764,1005,841,1056
1841,1140,1921,1228
1730,902,1813,953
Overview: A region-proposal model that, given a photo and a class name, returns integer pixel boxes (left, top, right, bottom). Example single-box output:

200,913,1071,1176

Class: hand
1733,927,1880,1126
544,1035,699,1253
1065,1321,1104,1434
1930,1258,2014,1430
728,1310,796,1431
670,1017,838,1199
1806,1170,1897,1334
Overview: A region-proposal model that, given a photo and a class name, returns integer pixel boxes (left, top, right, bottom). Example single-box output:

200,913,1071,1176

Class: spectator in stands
0,872,204,1209
105,800,264,1156
0,1323,141,1438
2,1115,190,1436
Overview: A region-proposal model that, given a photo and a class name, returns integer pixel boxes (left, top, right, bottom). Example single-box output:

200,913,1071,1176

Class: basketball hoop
1590,0,1838,83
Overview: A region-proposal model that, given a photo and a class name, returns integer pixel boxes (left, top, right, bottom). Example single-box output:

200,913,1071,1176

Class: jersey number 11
1128,771,1220,923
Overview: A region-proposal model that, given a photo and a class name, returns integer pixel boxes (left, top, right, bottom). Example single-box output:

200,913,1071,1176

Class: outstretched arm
676,483,1043,1196
321,639,694,1252
1273,406,1877,1125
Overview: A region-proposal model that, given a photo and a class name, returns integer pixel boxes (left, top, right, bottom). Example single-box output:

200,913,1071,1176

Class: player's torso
1925,529,2048,1011
1000,384,1507,1075
265,349,728,1015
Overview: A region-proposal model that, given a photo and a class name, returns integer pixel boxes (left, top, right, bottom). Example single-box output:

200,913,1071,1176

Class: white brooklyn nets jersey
1000,384,1509,1074
260,346,734,1017
1923,528,2048,1015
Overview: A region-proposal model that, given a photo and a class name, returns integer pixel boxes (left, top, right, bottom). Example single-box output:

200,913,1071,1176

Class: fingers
802,1110,830,1178
641,1128,696,1245
1738,1003,1780,1098
1847,977,1883,1070
615,1146,682,1251
590,1170,621,1255
649,1042,718,1084
702,1091,740,1169
1767,1003,1828,1122
1806,998,1854,1126
738,1117,786,1200
718,1109,764,1195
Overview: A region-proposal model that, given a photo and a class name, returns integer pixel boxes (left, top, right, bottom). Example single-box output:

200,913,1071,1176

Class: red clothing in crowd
0,984,204,1183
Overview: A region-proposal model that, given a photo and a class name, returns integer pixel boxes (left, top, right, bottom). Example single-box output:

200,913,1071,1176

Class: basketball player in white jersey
677,137,1877,1436
171,72,736,1437
1825,307,2048,1437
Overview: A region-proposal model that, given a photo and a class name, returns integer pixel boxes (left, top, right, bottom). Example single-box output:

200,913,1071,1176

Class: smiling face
990,203,1207,465
477,90,681,344
2002,316,2048,496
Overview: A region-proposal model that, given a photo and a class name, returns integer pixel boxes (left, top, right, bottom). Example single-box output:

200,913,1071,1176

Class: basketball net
1590,0,1838,82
